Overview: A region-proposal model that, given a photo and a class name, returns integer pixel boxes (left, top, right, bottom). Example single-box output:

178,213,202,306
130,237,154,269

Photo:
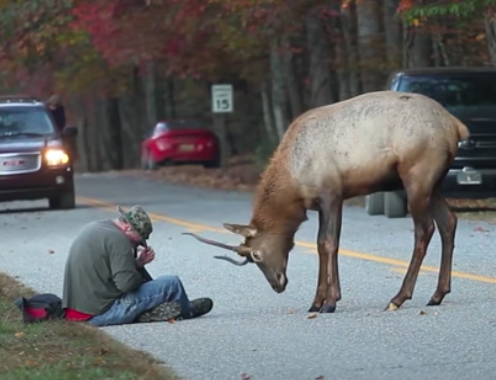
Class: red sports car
140,119,220,170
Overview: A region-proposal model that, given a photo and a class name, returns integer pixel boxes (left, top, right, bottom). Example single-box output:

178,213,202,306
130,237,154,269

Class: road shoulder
0,272,182,380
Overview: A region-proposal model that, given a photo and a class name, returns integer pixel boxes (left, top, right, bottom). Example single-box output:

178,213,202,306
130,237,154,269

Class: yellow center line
77,195,496,286
391,267,428,276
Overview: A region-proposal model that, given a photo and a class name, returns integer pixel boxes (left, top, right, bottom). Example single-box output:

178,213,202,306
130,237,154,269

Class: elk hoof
385,302,399,311
308,305,321,313
319,303,336,313
426,298,441,306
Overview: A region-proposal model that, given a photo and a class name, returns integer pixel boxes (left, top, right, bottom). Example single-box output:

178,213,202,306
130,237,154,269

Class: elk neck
250,163,307,239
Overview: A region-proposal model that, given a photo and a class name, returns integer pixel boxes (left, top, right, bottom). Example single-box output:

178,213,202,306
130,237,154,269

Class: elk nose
277,273,287,288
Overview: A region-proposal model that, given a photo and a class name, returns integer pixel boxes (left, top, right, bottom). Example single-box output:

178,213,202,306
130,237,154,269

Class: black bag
13,293,66,323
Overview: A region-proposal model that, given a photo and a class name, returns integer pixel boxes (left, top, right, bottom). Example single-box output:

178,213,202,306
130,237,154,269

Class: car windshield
397,75,496,115
0,106,54,137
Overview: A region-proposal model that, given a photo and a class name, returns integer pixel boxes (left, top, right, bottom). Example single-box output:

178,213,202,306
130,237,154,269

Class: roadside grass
0,273,182,380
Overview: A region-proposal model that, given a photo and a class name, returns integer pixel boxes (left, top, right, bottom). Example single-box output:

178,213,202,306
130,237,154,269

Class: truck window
397,75,496,114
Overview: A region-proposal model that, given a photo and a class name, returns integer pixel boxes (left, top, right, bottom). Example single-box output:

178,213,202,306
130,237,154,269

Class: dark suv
365,67,496,217
0,95,78,210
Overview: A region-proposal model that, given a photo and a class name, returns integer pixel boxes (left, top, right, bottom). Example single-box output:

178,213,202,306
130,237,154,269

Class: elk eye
251,250,263,262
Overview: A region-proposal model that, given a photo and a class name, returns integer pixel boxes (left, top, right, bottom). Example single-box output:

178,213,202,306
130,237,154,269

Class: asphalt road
2,173,496,380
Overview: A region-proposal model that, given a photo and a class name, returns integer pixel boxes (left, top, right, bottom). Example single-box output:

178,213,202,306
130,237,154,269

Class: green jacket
62,219,144,315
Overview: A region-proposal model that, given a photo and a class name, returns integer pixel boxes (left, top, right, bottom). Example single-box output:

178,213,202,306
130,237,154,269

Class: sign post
211,84,233,168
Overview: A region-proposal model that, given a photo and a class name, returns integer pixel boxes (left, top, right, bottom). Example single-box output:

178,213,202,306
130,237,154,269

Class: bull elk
184,90,470,314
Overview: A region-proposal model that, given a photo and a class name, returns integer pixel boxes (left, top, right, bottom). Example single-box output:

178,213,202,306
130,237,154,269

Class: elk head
183,223,294,293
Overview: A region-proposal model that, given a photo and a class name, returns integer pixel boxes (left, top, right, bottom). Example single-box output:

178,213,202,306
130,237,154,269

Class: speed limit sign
211,84,233,113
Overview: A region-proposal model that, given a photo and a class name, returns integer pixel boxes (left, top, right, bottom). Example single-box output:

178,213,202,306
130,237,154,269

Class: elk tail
453,115,470,141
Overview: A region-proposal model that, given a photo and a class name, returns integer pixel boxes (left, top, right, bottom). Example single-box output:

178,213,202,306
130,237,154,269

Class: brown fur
189,90,470,312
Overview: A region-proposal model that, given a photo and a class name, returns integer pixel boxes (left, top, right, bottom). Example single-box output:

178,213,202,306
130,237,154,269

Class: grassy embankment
0,273,182,380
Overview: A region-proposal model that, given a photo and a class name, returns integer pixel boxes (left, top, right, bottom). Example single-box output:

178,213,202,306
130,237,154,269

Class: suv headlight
45,149,69,166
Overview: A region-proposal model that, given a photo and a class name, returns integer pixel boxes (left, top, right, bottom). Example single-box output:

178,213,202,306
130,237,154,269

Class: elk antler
182,232,238,251
213,255,250,266
181,232,251,266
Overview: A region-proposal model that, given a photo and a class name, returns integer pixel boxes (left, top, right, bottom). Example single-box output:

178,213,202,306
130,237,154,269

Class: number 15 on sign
212,84,233,113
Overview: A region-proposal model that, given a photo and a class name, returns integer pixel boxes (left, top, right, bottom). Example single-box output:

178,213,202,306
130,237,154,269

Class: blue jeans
88,275,193,327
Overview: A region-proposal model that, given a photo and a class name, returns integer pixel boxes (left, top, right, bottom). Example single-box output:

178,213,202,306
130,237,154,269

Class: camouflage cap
117,205,153,243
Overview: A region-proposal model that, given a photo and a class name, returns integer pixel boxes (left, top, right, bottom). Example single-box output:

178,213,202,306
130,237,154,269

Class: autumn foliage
0,0,344,92
0,0,491,96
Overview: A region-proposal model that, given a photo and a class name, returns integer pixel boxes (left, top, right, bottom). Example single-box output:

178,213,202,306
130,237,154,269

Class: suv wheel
49,190,76,210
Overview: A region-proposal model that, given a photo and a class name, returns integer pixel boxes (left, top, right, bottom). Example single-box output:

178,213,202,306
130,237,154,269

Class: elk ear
223,223,257,238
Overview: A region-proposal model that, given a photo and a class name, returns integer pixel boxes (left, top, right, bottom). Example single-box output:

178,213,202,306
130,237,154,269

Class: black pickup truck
366,67,496,218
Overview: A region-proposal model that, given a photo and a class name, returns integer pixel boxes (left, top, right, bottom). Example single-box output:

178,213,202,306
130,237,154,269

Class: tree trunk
306,7,334,107
143,61,165,126
402,0,434,69
485,11,496,65
260,81,277,145
85,100,102,172
270,39,288,141
341,2,361,97
94,100,107,171
165,77,176,118
75,103,89,171
118,92,143,169
403,24,433,68
383,0,402,70
356,0,384,92
431,29,450,66
103,97,124,170
280,35,303,119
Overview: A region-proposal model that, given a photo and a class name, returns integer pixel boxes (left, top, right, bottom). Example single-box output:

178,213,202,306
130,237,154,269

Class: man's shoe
189,298,213,319
136,301,182,323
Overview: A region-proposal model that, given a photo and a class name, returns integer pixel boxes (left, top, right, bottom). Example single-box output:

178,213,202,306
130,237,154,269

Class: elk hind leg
386,172,436,310
427,185,457,306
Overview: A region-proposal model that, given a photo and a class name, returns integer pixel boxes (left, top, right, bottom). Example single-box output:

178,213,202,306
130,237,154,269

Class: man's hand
136,247,155,267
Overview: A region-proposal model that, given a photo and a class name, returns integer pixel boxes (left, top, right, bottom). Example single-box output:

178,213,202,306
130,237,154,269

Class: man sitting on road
61,205,213,326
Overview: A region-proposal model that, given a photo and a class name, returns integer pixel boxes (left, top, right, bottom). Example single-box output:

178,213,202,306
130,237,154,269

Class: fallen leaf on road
474,227,489,233
307,313,318,319
419,310,426,315
167,319,176,324
48,249,55,254
14,332,25,338
315,376,324,380
241,373,251,380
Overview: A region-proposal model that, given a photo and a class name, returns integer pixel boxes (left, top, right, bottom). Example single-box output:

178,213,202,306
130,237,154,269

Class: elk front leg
308,208,331,312
309,194,343,314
